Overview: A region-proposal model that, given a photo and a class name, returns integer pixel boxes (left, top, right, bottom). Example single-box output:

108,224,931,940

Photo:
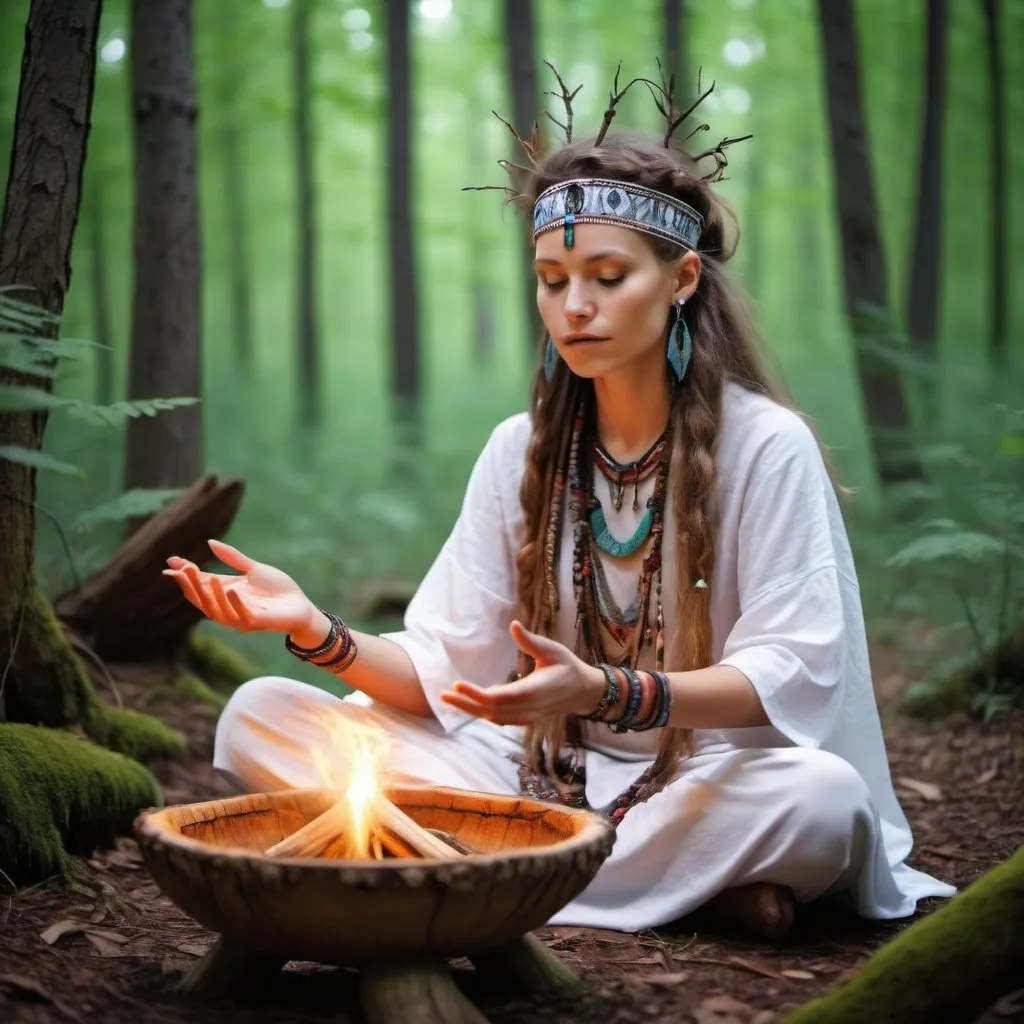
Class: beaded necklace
513,401,675,829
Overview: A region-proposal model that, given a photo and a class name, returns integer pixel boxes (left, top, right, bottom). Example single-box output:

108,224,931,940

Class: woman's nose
563,280,594,320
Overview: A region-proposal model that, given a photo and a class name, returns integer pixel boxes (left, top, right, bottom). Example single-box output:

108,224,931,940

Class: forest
0,1,1022,1023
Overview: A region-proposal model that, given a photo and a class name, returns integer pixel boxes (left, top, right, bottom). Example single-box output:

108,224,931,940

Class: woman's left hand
439,620,605,725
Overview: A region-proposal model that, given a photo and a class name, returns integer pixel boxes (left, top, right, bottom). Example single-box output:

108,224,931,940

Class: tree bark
502,0,542,356
980,0,1007,365
816,0,920,484
385,0,421,435
292,0,319,431
0,0,102,721
906,0,947,354
663,0,690,106
124,0,202,492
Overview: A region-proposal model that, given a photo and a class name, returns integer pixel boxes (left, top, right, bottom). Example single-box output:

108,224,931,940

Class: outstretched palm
163,539,315,634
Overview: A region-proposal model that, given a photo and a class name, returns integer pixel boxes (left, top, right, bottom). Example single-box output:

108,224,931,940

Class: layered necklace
569,405,670,672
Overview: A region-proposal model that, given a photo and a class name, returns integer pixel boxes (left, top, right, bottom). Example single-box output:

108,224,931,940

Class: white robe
214,382,955,930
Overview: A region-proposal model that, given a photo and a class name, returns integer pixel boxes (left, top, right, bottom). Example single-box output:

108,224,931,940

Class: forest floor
1,645,1022,1024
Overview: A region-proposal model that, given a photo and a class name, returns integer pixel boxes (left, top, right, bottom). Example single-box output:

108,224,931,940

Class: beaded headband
532,178,704,252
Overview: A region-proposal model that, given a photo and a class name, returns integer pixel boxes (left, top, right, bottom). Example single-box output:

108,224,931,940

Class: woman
165,131,953,941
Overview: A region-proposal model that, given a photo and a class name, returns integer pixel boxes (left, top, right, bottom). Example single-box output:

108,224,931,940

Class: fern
71,489,186,533
0,445,83,478
886,529,1007,569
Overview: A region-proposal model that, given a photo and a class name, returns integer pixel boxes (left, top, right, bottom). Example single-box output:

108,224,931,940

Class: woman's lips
564,336,609,346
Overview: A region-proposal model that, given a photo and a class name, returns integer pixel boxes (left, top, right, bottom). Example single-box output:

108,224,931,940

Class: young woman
165,131,953,941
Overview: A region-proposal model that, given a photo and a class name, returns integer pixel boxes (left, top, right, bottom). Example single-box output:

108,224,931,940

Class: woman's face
534,222,698,381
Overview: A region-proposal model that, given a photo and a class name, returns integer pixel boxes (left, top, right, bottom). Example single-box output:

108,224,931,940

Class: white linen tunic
214,382,955,930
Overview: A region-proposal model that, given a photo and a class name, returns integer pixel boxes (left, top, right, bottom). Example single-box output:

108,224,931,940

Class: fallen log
54,474,245,660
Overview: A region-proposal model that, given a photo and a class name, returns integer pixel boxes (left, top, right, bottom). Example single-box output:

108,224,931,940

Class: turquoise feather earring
668,299,693,382
544,336,559,381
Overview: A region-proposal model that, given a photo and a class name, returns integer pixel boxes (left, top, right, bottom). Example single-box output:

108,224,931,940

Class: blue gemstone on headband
566,183,585,214
607,189,621,210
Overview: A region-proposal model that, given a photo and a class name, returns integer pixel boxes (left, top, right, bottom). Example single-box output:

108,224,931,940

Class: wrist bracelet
285,610,341,660
581,664,620,721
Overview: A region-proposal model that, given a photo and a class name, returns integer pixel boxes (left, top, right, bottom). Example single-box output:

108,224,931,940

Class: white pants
214,677,889,932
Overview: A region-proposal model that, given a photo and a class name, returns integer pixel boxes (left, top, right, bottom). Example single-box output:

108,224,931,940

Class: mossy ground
0,722,161,884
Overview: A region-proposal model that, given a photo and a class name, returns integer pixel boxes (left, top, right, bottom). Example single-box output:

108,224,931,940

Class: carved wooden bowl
135,786,615,965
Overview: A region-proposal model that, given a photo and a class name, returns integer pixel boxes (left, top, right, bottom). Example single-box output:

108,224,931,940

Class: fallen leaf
85,931,130,957
781,969,816,980
992,988,1024,1017
897,776,942,801
643,972,688,986
606,954,664,965
88,908,107,924
977,764,999,784
40,919,85,945
727,955,789,981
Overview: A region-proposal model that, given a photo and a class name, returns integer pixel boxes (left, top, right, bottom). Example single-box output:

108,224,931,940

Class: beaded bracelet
285,610,340,660
581,663,621,721
609,667,645,733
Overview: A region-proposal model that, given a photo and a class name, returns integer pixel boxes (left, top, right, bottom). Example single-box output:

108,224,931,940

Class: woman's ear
673,249,702,302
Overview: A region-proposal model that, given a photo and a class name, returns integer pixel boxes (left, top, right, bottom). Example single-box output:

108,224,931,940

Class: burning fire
309,711,392,860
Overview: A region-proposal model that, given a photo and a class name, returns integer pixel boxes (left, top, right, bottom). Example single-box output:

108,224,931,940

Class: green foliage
70,488,185,533
0,722,161,884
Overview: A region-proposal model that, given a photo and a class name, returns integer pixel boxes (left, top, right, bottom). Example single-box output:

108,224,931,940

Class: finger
209,575,239,624
164,568,206,613
182,564,217,618
509,620,564,663
226,588,256,630
208,538,256,574
441,692,534,725
166,556,185,569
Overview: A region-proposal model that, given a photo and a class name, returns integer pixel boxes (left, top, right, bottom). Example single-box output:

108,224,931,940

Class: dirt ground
1,647,1022,1024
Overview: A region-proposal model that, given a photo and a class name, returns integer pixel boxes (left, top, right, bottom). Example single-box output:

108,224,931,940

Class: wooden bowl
135,787,614,965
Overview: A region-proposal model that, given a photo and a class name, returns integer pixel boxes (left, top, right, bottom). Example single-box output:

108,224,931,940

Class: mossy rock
174,672,227,710
0,723,161,884
186,630,259,692
782,845,1024,1024
84,704,186,762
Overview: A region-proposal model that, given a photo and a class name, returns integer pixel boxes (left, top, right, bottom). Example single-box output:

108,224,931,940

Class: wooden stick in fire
264,794,462,860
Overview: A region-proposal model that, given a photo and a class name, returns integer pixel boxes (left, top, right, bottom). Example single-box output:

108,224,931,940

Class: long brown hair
513,133,795,785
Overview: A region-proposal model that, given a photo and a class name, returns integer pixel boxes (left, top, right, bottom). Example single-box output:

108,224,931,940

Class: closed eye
598,276,624,287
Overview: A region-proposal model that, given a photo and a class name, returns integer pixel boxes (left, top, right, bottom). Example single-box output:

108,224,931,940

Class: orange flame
310,710,392,859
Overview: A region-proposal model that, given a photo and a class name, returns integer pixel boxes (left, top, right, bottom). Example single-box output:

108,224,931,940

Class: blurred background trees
1,0,1021,718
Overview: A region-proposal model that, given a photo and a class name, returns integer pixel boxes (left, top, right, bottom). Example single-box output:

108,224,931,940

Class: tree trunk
0,0,102,723
292,0,319,431
385,0,421,436
906,0,947,355
663,0,690,105
217,7,254,376
816,0,920,484
980,0,1007,365
502,0,543,356
124,0,202,493
88,172,115,405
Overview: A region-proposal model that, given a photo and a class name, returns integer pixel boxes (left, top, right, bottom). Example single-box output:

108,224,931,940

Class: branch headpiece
465,60,752,253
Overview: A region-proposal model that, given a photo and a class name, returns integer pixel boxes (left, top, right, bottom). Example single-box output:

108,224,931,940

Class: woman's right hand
163,539,326,643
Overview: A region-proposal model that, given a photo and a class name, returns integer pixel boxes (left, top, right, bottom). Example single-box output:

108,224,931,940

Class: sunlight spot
350,31,373,51
100,37,125,64
723,86,750,114
262,0,290,7
723,38,753,66
342,7,371,31
419,0,452,18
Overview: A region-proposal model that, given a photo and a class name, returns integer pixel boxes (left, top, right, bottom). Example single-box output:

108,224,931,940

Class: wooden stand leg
177,934,287,998
360,955,490,1024
469,933,587,999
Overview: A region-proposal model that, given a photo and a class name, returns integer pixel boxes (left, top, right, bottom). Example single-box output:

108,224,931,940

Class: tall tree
292,0,319,430
906,0,948,355
465,87,495,366
503,0,542,354
216,0,254,375
980,0,1007,364
0,0,179,774
385,0,421,433
816,0,919,484
124,0,202,493
663,0,690,106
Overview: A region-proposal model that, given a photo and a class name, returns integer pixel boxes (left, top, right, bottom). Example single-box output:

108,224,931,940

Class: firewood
264,800,350,859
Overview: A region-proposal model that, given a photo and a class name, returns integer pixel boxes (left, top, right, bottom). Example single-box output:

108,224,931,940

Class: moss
84,705,186,762
174,671,227,709
0,723,161,884
186,630,259,692
782,846,1024,1024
